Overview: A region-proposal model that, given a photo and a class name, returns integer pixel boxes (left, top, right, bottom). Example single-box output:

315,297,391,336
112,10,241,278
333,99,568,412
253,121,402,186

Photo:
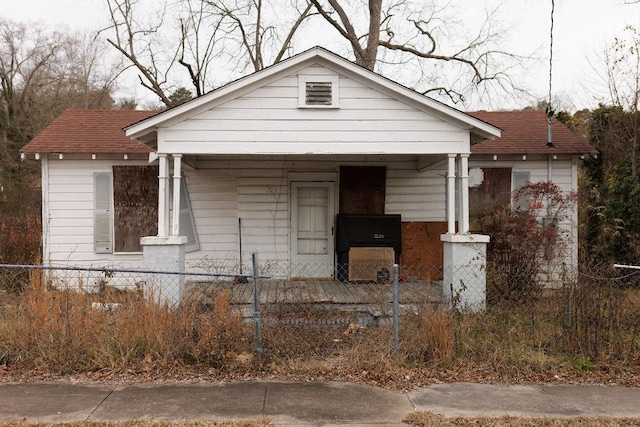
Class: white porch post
446,154,456,234
171,154,182,236
140,152,187,306
458,153,470,234
441,153,488,312
157,153,170,236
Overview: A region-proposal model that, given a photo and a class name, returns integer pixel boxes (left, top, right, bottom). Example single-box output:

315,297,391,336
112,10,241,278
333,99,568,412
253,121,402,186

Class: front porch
184,278,445,324
123,51,502,312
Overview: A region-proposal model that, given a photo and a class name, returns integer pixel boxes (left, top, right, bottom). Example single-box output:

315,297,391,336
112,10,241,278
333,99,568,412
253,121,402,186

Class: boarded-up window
339,166,386,214
469,168,512,218
113,166,158,252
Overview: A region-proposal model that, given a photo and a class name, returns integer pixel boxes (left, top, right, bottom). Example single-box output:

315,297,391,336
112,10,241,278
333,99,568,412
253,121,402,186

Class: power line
546,0,555,148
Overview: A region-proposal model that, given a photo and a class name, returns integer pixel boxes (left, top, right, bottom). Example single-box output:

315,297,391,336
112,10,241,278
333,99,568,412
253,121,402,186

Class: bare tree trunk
362,0,382,70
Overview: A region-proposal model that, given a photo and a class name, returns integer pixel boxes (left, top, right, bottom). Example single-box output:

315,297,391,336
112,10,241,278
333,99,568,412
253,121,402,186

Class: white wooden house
21,47,596,306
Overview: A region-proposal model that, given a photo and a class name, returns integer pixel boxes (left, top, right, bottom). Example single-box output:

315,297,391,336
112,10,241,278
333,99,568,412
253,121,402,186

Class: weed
569,356,594,373
0,264,639,386
404,411,640,426
0,275,252,373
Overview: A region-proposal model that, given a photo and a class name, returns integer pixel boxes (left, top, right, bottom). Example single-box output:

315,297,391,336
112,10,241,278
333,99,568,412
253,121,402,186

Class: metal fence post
252,252,263,359
392,264,399,356
451,281,458,353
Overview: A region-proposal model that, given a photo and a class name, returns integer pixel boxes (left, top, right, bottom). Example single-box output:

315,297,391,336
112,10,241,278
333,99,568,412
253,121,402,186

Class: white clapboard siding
237,174,290,262
183,172,238,263
45,159,150,267
49,226,93,237
46,154,580,271
386,161,448,221
469,157,575,191
45,156,458,267
161,68,466,155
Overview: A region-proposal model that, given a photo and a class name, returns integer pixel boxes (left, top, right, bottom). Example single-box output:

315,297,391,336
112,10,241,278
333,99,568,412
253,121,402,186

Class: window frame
512,171,531,211
112,165,159,254
93,166,200,255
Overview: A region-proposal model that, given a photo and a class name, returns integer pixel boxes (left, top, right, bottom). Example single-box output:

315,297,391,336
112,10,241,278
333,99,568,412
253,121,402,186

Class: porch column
441,155,488,312
157,153,170,236
458,153,470,234
140,234,187,306
171,154,182,236
441,233,489,312
141,152,187,306
446,153,456,234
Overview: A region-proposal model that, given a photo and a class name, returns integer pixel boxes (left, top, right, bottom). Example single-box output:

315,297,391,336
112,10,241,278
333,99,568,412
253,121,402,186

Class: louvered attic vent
305,81,333,105
298,75,339,108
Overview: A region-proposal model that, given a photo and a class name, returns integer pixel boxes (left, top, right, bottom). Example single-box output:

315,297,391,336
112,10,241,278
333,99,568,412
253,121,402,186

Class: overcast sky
3,0,639,111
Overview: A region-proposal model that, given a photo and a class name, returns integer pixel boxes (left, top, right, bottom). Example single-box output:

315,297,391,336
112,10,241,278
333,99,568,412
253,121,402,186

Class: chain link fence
1,259,639,372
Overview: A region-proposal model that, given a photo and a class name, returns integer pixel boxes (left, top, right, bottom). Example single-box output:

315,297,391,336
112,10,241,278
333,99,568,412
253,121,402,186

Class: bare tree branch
274,3,314,63
106,37,172,105
309,0,524,106
422,86,465,104
201,0,314,74
177,0,226,98
308,0,367,66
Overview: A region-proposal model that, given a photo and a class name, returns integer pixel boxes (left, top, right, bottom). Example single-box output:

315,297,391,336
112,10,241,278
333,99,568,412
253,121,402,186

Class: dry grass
405,304,454,362
1,272,640,389
404,411,640,426
0,277,252,374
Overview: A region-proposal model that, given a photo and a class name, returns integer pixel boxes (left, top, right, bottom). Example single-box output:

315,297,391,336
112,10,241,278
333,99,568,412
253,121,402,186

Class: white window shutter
181,178,199,252
94,173,113,253
171,177,199,252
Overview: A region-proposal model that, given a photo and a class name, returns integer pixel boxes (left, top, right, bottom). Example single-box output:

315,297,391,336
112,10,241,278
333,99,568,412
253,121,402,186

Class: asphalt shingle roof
21,109,158,154
470,110,597,155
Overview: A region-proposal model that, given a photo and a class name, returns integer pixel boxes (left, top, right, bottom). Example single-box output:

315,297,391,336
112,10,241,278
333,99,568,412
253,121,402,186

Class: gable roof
21,109,157,154
470,110,597,155
124,46,501,141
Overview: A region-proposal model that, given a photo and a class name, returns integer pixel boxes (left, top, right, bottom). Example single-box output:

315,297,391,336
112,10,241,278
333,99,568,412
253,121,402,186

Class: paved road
0,381,639,426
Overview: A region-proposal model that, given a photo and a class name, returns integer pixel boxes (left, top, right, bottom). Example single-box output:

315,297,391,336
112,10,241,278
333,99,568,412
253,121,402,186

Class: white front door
291,182,335,278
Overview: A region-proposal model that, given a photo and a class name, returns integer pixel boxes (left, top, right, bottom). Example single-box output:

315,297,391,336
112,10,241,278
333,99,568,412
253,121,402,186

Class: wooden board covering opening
348,247,395,282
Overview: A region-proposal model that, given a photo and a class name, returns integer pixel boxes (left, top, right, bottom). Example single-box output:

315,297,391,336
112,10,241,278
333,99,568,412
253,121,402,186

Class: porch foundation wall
441,234,490,312
141,236,187,306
